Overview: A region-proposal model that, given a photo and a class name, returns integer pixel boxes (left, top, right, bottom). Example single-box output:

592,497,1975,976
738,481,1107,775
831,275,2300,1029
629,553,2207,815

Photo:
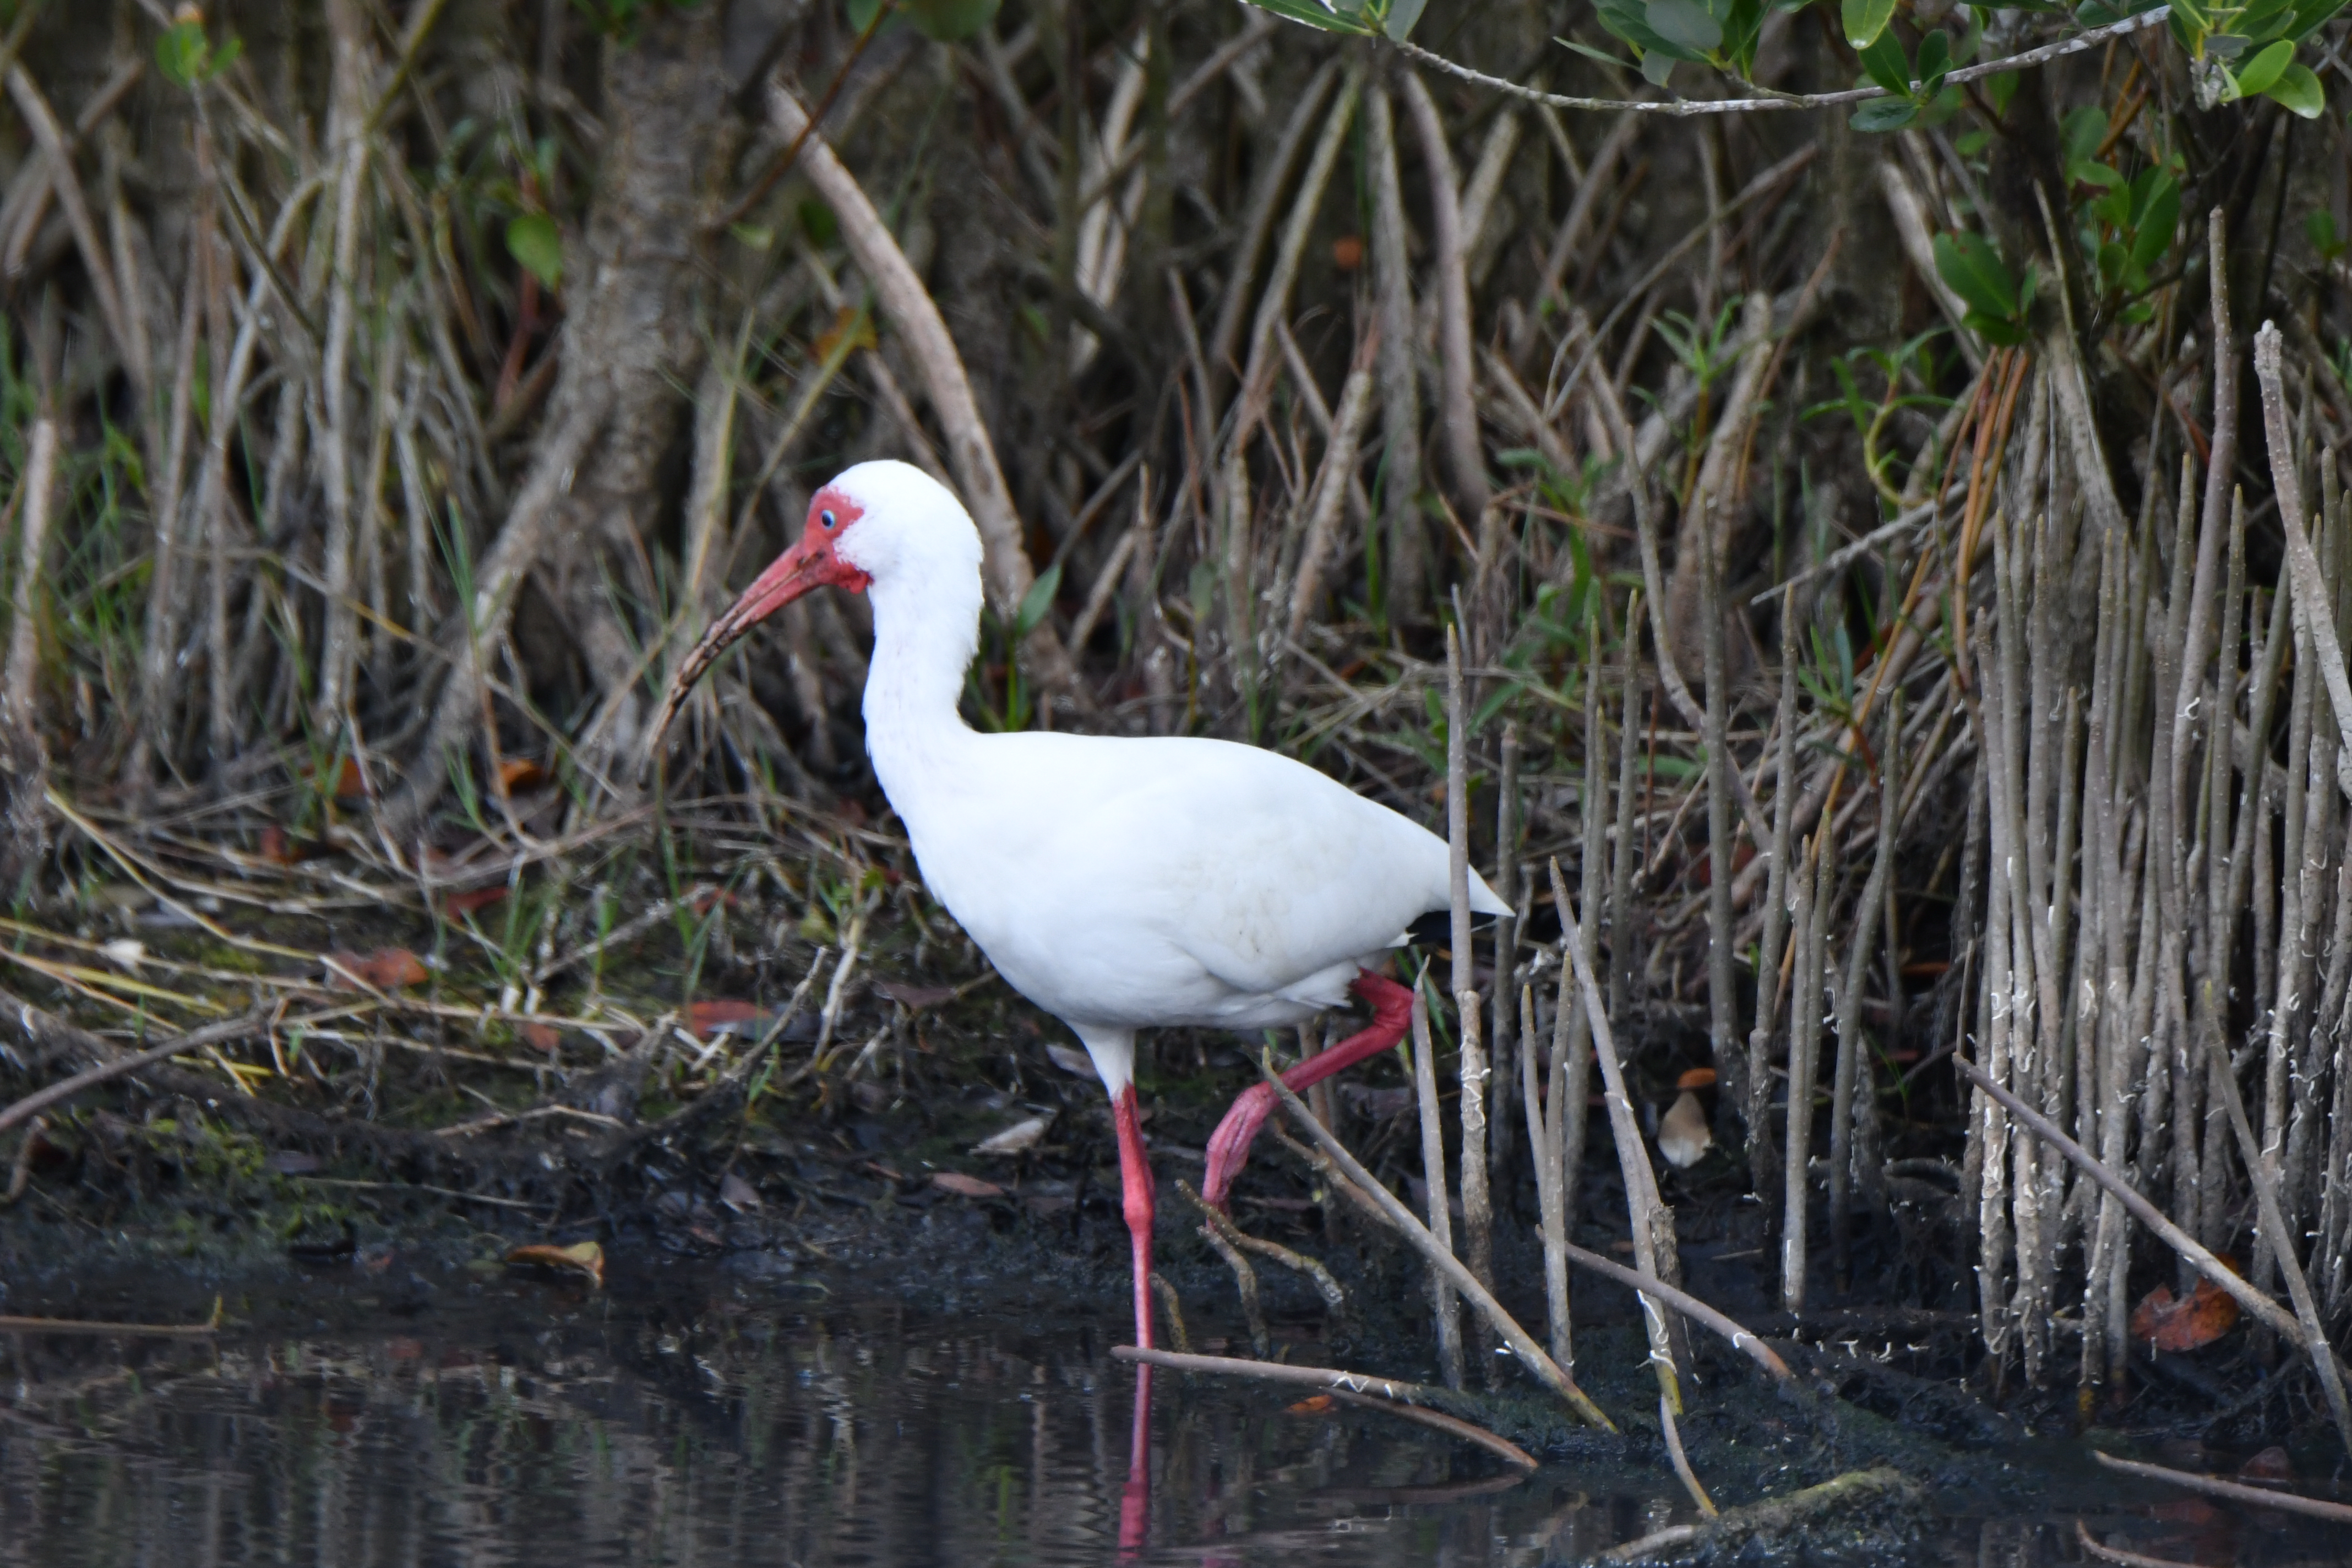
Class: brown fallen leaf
497,758,551,793
2240,1445,2293,1481
2129,1276,2241,1352
685,999,768,1039
327,948,431,990
505,1239,605,1288
1286,1394,1337,1415
930,1172,1004,1199
1676,1066,1718,1090
304,756,368,800
445,885,507,917
257,825,306,865
517,1021,562,1053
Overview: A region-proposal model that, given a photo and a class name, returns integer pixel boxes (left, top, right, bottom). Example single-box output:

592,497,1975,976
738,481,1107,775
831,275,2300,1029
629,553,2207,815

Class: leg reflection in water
1120,1362,1151,1555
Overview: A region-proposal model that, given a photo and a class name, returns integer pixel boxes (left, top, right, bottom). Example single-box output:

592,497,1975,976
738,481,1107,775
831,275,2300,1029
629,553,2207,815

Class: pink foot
1200,970,1414,1208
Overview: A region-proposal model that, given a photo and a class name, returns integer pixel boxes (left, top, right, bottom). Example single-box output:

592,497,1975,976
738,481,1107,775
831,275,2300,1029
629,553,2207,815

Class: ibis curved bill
658,460,1507,1352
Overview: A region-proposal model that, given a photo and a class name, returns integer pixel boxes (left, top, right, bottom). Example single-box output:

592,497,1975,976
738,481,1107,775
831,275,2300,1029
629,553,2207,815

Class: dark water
1,1275,2342,1566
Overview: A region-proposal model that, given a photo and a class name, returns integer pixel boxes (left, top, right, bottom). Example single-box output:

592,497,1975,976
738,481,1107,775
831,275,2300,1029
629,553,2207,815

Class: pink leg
1119,1362,1151,1556
1200,970,1414,1209
1112,1082,1156,1349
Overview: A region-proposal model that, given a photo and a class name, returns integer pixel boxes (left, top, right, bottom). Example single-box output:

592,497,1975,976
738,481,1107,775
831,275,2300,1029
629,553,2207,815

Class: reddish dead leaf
327,948,431,990
685,887,741,916
2240,1446,2293,1481
304,756,368,800
504,1240,605,1288
1676,1066,1718,1090
1330,235,1364,271
685,999,767,1039
2148,1498,2224,1525
257,825,305,865
930,1172,1004,1199
2129,1276,2240,1352
444,885,508,917
874,979,959,1008
497,758,551,793
813,304,878,362
1286,1394,1338,1415
518,1022,562,1053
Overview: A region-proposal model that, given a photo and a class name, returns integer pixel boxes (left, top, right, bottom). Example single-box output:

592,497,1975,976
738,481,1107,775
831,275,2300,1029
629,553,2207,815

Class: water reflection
3,1286,2340,1566
2,1289,1659,1566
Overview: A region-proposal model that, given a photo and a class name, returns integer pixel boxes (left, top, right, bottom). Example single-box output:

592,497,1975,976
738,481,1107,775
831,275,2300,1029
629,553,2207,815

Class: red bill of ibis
655,460,1507,1351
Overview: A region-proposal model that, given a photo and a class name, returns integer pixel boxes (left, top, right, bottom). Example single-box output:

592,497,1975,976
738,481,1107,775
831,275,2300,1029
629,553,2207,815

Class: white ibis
658,460,1507,1351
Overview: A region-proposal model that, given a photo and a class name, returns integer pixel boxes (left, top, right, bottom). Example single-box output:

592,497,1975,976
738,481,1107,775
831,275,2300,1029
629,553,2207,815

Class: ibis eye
820,509,837,531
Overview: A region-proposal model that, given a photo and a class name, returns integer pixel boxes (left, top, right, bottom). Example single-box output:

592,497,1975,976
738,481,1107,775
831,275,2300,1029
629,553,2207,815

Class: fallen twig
0,1010,268,1135
2091,1450,2352,1526
1257,1052,1615,1430
2073,1519,2209,1568
1110,1345,1536,1470
0,1310,220,1339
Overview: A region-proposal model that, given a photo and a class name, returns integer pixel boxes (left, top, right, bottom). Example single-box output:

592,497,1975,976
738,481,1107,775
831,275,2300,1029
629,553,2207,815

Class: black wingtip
1407,909,1499,946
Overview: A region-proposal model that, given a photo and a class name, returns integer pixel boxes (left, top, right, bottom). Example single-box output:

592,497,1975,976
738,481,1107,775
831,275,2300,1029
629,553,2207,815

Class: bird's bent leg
1200,971,1416,1208
1112,1082,1156,1349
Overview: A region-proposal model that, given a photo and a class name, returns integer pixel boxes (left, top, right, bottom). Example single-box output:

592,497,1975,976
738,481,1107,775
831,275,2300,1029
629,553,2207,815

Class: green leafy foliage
1235,0,1423,40
1934,231,2033,346
505,214,564,290
1584,0,1767,84
1015,564,1063,641
1842,0,1897,47
1846,27,1958,133
155,17,243,88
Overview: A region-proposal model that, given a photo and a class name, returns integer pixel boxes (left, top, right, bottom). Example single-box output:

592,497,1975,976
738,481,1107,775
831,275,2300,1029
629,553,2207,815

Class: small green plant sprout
1933,229,2035,347
2060,107,2182,325
155,8,244,90
1806,329,1954,507
2142,0,2343,114
1237,0,1425,40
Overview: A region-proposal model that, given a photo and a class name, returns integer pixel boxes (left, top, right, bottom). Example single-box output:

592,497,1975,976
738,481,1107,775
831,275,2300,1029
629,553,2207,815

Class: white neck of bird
861,552,982,794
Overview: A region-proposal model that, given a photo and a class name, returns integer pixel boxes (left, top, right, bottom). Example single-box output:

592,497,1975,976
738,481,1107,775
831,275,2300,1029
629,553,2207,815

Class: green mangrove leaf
1850,97,1918,132
1237,0,1379,35
1385,0,1429,40
2234,37,2294,93
1934,230,2019,322
2264,59,2326,115
505,214,563,290
1842,0,1896,46
1648,0,1723,51
1858,30,1911,95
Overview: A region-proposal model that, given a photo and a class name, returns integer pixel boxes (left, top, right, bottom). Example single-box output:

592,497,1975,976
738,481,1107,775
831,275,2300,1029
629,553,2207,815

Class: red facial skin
655,487,869,734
